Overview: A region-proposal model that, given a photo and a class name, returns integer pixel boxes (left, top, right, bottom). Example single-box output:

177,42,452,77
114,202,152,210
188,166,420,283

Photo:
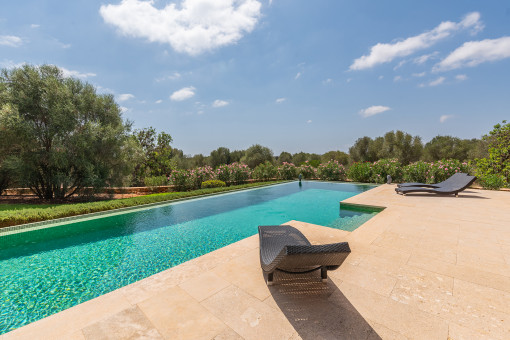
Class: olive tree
0,64,137,199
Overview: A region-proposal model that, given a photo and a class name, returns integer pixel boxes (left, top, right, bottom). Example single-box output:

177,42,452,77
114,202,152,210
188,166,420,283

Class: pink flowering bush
403,161,430,183
347,162,372,182
425,159,470,183
215,162,251,185
370,159,403,183
252,161,277,181
298,161,317,179
277,162,298,180
317,160,347,181
169,169,191,191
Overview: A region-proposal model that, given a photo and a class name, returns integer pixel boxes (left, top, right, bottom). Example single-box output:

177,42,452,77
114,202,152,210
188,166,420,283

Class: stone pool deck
3,184,510,339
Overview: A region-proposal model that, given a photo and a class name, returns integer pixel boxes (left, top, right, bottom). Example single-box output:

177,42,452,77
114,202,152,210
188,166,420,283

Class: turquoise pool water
0,181,378,334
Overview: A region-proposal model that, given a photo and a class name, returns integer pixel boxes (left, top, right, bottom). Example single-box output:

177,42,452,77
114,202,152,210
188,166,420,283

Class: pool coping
0,181,293,237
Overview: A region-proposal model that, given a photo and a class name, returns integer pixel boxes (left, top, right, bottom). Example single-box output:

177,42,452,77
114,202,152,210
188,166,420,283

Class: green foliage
426,160,470,183
277,162,297,180
201,180,226,188
478,174,507,190
321,151,349,165
216,164,232,183
0,64,136,199
423,136,479,161
370,159,403,183
0,182,284,228
209,147,231,168
229,163,251,185
277,151,293,164
403,161,430,183
298,162,317,179
143,175,169,189
317,160,347,181
474,121,510,184
347,162,373,182
252,161,277,181
132,127,177,184
242,144,273,168
169,166,215,191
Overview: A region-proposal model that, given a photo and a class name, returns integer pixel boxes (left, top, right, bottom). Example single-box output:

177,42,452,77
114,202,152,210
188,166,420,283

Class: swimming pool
0,181,378,334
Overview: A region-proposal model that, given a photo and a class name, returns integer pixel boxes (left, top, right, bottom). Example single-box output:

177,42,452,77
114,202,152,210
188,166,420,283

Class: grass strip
0,181,285,228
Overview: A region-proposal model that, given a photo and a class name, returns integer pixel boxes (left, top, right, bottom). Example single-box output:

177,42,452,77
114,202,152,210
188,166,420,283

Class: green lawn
0,204,61,211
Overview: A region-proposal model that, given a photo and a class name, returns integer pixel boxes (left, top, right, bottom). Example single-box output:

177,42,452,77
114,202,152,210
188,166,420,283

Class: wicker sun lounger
258,225,351,285
397,172,468,188
395,175,476,197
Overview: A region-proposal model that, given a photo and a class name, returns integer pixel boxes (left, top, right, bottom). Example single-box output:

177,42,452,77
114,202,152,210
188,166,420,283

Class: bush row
143,158,504,191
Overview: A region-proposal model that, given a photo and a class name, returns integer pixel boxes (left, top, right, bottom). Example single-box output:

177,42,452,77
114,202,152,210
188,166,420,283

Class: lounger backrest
439,175,476,191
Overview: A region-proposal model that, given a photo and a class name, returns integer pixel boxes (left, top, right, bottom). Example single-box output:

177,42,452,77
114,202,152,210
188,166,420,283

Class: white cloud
393,75,403,82
120,106,130,113
440,114,454,123
60,67,96,79
275,97,286,103
212,99,229,108
0,35,23,47
412,72,426,77
378,75,384,80
306,120,312,124
30,24,40,29
0,60,25,69
156,72,181,82
170,86,196,101
455,74,468,81
100,0,262,56
413,52,439,64
434,36,510,71
349,12,483,70
393,59,407,70
155,99,163,104
117,93,135,102
359,105,391,118
323,78,333,84
429,76,446,86
294,72,301,79
346,78,352,83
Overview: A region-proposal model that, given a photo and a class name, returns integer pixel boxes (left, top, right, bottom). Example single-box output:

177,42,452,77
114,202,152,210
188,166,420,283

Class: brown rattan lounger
258,225,351,285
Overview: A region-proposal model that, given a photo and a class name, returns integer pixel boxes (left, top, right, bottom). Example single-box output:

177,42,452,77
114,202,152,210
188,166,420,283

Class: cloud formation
117,93,135,102
429,76,445,86
359,105,391,118
170,86,196,101
100,0,262,56
212,99,229,107
349,12,482,70
275,97,286,103
0,35,23,47
434,36,510,71
440,114,453,123
60,67,96,79
455,74,468,81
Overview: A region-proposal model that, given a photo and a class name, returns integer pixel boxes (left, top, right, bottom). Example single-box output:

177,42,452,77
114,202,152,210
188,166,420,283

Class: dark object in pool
258,225,351,285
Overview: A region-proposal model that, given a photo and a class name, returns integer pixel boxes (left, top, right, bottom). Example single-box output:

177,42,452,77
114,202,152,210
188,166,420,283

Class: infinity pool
0,181,378,334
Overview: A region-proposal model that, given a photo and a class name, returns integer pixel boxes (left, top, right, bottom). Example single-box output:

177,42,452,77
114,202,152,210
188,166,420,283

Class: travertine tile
448,322,499,340
330,262,397,297
137,286,227,340
453,279,510,315
82,306,163,339
202,285,295,340
179,271,231,302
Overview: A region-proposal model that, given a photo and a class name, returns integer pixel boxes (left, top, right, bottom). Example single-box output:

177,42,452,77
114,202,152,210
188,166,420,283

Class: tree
132,127,177,183
321,151,349,165
475,121,510,183
349,136,377,162
242,144,274,168
392,131,422,165
209,147,231,168
423,135,476,161
0,64,136,199
230,150,244,163
277,151,292,164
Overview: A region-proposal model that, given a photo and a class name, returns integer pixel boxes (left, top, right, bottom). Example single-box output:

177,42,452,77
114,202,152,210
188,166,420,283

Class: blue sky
1,0,509,155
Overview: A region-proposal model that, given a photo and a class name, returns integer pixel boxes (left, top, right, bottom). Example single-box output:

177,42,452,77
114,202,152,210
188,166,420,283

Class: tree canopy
0,64,135,199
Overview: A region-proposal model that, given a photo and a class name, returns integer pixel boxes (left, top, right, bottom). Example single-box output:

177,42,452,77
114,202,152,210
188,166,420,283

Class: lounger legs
321,266,328,282
267,272,274,286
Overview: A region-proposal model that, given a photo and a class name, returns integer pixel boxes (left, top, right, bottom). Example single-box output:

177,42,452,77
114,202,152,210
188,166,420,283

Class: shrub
317,160,346,181
201,180,226,188
478,174,507,190
143,175,169,189
403,161,430,183
277,162,298,180
370,159,403,184
216,164,232,183
426,159,469,184
252,161,277,181
169,170,191,191
298,161,317,179
347,162,372,182
229,162,251,185
474,121,510,184
188,166,215,190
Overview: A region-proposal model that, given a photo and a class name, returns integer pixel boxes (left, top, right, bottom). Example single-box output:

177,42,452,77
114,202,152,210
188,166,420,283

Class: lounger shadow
258,225,351,285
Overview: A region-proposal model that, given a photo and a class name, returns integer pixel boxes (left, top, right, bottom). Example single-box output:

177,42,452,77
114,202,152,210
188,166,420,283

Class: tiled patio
3,184,510,339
